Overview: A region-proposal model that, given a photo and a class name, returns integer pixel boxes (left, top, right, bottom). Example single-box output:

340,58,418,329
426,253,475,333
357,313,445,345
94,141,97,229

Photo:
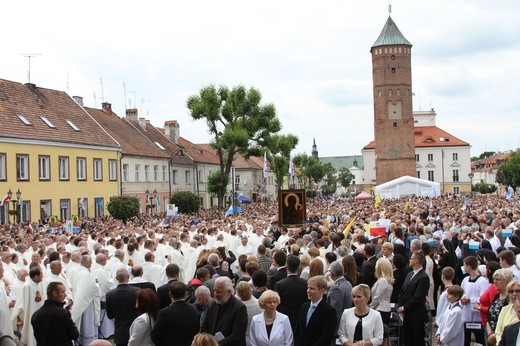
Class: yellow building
0,79,120,224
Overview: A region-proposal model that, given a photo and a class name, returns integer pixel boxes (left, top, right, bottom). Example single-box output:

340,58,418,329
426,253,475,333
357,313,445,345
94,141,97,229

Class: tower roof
372,16,412,48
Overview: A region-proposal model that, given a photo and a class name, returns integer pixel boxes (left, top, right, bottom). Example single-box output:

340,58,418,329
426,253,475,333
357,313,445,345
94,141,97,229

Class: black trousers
403,319,426,346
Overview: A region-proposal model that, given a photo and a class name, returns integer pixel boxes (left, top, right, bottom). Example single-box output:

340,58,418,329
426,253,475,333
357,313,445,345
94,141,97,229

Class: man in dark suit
397,251,430,346
201,276,248,345
128,265,156,291
31,282,79,346
156,263,179,310
359,244,377,287
106,268,139,346
295,275,337,346
499,298,520,346
267,250,287,290
151,281,200,346
274,255,309,333
326,261,352,325
208,253,232,279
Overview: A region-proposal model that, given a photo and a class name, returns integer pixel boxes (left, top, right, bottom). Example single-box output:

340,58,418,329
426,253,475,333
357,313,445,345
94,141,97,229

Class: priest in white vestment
0,263,15,338
12,267,44,346
141,252,166,288
71,256,100,346
91,253,115,339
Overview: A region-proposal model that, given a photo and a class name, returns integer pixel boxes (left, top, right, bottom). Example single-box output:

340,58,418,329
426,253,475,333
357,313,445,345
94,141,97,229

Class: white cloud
2,0,519,158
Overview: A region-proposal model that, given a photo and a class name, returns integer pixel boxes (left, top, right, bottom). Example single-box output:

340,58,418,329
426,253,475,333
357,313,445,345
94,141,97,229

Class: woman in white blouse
128,288,158,346
249,290,293,346
338,284,384,346
370,258,394,325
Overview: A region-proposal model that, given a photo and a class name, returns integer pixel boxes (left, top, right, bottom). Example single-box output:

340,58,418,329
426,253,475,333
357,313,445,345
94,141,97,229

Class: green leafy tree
107,196,140,221
187,85,284,208
170,191,201,214
293,154,334,194
338,167,355,189
265,134,299,190
496,152,520,189
471,182,497,194
479,151,496,159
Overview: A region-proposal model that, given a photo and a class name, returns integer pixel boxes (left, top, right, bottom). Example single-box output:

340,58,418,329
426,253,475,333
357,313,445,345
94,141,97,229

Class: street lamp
6,188,21,226
468,172,474,196
152,189,157,214
145,189,150,214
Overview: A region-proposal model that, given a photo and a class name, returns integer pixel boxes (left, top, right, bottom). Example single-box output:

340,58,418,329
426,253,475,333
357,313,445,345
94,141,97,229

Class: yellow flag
343,217,357,237
374,192,381,209
404,201,409,212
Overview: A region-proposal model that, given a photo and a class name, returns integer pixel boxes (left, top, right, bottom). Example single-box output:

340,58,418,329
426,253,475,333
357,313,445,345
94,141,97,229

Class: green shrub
170,191,201,214
107,196,140,221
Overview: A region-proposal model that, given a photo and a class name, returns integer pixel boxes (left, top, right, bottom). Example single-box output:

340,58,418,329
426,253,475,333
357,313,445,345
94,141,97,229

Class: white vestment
92,265,115,339
0,281,14,337
12,279,43,346
71,267,100,345
142,261,166,288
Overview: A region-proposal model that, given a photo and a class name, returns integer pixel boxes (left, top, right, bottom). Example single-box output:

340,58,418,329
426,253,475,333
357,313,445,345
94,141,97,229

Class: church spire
312,138,318,158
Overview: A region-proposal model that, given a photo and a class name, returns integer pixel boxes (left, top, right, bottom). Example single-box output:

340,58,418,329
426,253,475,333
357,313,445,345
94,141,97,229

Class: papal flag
374,192,381,209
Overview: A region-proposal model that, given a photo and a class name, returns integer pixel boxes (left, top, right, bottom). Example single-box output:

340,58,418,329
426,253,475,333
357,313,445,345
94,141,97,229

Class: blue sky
3,0,519,157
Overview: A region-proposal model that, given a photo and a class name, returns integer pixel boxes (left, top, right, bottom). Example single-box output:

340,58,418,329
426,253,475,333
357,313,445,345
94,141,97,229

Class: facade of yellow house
0,79,121,225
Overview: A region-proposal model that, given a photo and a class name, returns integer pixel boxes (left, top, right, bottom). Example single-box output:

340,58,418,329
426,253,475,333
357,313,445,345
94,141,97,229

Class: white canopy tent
375,175,441,199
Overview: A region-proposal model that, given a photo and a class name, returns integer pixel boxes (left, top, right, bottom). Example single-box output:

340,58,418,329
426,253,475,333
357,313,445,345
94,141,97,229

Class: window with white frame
415,154,419,162
453,153,458,161
77,157,86,180
93,159,102,181
109,160,117,181
162,165,166,181
428,170,434,181
235,174,240,191
453,186,460,194
417,171,421,179
427,154,433,161
185,170,191,184
17,154,29,180
172,170,177,184
0,153,6,181
135,164,140,182
122,164,129,182
78,198,88,218
38,155,50,180
154,165,159,181
144,165,150,182
59,156,69,180
453,169,459,182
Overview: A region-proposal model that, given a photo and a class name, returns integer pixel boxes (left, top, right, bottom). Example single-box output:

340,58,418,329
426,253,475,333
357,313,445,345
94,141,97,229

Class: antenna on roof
141,98,150,118
129,91,136,108
100,77,105,103
123,81,127,111
21,53,42,83
388,2,392,15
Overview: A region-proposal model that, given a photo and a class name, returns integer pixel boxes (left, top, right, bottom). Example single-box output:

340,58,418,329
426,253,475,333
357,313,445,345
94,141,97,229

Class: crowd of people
0,193,520,346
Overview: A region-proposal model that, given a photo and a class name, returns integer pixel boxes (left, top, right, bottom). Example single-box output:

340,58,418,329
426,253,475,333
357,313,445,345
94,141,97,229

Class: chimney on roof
126,108,138,122
72,96,84,107
24,83,36,89
139,117,146,130
164,120,180,144
102,102,112,113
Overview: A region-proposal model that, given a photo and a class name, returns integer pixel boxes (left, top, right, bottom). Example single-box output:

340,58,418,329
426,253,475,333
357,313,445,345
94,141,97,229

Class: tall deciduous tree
265,134,299,190
496,152,520,190
187,85,283,208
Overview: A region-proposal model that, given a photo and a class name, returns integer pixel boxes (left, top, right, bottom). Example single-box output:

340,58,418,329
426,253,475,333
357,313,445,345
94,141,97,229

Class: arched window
393,122,397,128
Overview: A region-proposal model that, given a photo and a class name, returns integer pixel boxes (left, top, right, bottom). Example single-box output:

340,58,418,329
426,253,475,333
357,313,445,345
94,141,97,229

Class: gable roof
197,143,264,170
363,125,470,150
85,106,171,159
0,79,119,148
319,155,364,170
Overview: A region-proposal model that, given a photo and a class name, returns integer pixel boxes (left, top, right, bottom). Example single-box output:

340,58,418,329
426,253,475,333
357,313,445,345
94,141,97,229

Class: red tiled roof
85,107,171,158
197,143,264,170
0,79,118,148
363,126,469,149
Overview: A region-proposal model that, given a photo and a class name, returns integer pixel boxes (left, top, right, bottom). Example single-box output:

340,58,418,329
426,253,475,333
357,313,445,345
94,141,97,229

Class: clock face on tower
387,100,402,119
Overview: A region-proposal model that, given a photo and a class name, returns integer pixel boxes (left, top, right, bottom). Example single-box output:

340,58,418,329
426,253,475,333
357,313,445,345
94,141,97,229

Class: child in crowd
435,267,455,328
435,285,464,346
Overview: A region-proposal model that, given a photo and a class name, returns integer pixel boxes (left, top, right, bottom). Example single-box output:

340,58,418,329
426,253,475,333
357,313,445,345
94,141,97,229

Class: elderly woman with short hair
484,268,514,345
249,290,293,346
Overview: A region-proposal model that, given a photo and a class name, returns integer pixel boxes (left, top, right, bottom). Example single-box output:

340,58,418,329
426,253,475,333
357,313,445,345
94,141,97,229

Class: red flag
0,194,9,207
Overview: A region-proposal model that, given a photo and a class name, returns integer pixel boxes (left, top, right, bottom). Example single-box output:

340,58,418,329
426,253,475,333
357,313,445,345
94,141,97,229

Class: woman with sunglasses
494,280,520,345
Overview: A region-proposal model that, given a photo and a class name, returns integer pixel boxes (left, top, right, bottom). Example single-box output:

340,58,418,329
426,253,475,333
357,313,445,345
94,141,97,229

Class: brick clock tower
371,16,416,184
